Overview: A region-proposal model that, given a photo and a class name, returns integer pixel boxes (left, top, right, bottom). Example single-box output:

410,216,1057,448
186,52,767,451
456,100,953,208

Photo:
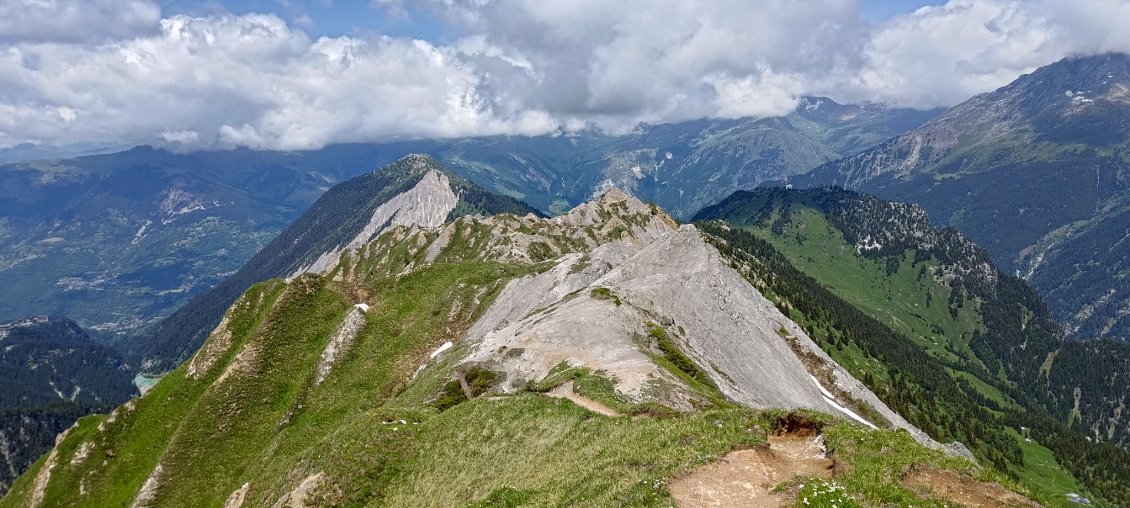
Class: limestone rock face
292,169,458,277
448,191,947,451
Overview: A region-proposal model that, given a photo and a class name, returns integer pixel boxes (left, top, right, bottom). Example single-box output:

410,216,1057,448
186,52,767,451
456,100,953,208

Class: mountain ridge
795,52,1130,343
0,96,938,341
137,154,539,372
694,186,1130,504
4,160,1046,508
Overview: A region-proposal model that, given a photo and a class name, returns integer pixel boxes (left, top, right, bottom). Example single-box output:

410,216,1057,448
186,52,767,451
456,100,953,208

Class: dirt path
667,433,833,507
903,466,1041,508
547,380,621,417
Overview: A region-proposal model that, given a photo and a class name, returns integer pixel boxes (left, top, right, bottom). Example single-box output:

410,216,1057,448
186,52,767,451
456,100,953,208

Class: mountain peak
400,152,440,167
1002,51,1130,106
377,153,446,178
594,187,638,206
1049,52,1130,80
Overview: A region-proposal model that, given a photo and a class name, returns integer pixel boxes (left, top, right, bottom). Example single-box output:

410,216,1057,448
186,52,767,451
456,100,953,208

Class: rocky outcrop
314,307,367,385
270,472,325,508
291,169,458,278
131,463,164,508
186,313,234,380
222,482,250,508
27,424,77,508
448,190,946,451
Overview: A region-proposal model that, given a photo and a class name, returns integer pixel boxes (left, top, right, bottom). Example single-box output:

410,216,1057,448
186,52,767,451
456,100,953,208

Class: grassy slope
2,279,288,505
758,209,983,365
1008,429,1090,508
717,203,1092,504
2,222,1046,508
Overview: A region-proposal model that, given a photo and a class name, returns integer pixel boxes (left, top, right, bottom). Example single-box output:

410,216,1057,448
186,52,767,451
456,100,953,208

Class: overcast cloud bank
2,0,1130,151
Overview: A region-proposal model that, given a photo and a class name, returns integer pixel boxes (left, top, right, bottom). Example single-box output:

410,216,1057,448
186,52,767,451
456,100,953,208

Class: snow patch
429,341,453,359
810,375,878,430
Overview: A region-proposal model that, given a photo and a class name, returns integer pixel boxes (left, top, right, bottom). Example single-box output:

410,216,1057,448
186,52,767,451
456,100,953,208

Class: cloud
438,0,867,131
2,0,1130,150
846,0,1130,107
0,0,161,44
0,13,554,150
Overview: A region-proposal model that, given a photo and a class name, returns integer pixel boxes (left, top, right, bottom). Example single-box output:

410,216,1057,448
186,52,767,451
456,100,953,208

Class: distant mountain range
5,53,1130,505
797,53,1130,343
0,97,937,343
3,156,1055,508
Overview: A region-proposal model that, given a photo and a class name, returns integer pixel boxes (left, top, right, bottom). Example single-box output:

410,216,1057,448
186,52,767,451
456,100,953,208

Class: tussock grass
379,395,770,507
824,423,1049,507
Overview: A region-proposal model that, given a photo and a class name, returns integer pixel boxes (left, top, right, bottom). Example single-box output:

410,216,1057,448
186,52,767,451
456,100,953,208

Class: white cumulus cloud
3,0,1130,151
0,0,161,44
0,12,553,150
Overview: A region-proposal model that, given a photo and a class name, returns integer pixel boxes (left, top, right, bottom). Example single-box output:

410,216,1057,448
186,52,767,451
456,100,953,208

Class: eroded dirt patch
903,466,1041,508
547,380,621,417
667,431,833,507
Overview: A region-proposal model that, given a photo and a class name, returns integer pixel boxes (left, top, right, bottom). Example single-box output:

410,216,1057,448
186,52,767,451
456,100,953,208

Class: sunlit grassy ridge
2,209,1047,507
693,188,1103,505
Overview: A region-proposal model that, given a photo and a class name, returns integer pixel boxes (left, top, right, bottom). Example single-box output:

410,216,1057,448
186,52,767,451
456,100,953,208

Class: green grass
948,368,1014,408
644,324,723,406
377,396,771,507
1,280,288,507
823,423,1043,507
143,275,352,507
747,209,983,366
3,240,1052,508
1008,428,1093,507
431,366,499,411
590,287,622,306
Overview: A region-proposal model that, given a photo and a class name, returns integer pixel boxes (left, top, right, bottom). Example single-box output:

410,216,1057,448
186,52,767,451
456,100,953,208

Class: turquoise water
133,373,163,394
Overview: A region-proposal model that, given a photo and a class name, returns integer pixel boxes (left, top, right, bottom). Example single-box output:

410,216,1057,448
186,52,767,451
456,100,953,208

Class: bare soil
903,466,1042,508
667,431,833,507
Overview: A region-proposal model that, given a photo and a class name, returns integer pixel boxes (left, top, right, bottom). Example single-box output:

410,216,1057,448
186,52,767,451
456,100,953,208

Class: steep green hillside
797,53,1130,343
138,155,539,373
0,154,538,494
2,194,1040,508
694,187,1130,505
0,316,135,494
